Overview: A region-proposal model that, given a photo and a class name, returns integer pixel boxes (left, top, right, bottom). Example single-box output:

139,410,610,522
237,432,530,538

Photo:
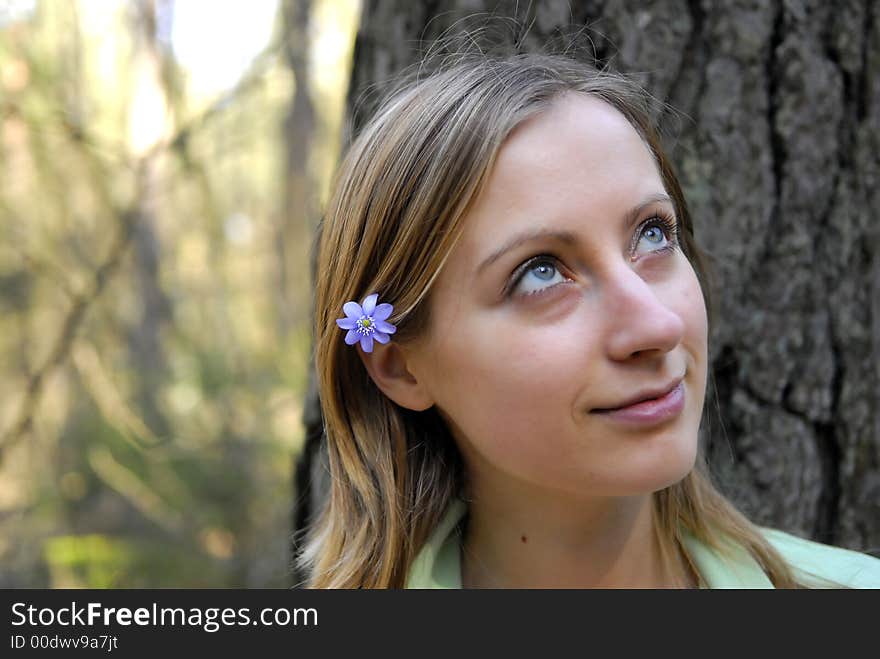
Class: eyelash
506,213,680,299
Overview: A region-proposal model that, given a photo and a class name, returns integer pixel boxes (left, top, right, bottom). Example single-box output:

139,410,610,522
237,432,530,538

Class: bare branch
0,208,137,462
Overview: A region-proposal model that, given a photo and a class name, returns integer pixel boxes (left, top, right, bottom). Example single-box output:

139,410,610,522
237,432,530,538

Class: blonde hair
299,52,811,588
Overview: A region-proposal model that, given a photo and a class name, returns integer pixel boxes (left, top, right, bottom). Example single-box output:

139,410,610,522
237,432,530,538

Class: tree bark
278,0,316,341
292,0,880,584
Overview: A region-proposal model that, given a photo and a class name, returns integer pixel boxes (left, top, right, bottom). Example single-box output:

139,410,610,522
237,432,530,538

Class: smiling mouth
590,381,686,426
592,378,683,412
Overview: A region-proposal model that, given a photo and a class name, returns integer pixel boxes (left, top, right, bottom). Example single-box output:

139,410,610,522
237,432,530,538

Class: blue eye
635,215,678,255
509,257,569,298
641,225,665,245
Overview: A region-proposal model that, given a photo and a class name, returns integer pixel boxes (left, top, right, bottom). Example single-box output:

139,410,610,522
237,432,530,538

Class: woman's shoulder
759,526,880,588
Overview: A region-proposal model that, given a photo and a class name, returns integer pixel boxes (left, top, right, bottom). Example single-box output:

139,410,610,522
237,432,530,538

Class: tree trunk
292,0,880,584
278,0,316,341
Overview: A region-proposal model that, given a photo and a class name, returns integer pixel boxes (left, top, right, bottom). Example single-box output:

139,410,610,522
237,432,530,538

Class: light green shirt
406,498,880,588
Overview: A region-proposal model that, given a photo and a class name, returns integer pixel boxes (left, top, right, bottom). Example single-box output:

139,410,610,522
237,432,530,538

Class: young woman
299,52,880,588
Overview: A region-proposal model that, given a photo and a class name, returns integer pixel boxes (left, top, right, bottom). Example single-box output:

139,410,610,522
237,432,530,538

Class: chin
650,464,695,493
617,436,699,496
652,439,699,492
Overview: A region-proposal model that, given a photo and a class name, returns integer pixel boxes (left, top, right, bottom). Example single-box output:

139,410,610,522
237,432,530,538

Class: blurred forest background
3,0,879,589
0,0,357,587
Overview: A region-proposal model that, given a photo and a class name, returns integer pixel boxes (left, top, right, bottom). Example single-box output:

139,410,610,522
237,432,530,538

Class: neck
459,488,697,589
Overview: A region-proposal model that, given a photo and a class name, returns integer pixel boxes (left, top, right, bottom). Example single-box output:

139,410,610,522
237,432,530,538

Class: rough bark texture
292,0,880,584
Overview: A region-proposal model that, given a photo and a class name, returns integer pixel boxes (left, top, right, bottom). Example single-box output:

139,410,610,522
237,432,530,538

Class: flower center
358,317,373,333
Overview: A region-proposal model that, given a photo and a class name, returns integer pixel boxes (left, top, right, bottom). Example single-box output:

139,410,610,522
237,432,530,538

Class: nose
601,264,685,361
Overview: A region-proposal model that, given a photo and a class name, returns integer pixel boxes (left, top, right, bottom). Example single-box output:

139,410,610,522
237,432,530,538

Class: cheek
427,308,598,460
670,261,709,404
678,265,709,355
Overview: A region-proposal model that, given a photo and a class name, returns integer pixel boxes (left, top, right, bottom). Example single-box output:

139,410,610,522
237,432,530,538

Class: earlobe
358,342,434,412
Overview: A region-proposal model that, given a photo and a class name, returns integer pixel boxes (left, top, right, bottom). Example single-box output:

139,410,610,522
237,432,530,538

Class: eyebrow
475,193,674,276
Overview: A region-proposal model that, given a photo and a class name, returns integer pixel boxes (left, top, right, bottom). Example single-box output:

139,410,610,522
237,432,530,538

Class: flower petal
360,334,374,352
374,320,396,334
362,293,378,316
336,317,358,330
343,301,363,319
373,331,390,344
372,303,393,321
344,329,360,345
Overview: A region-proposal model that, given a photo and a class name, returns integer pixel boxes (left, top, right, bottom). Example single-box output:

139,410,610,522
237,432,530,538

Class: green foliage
44,534,228,589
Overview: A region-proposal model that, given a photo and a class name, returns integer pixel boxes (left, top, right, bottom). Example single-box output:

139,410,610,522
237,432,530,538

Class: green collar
406,498,774,589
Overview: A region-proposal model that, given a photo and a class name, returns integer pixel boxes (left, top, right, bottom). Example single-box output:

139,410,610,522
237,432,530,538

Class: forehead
458,93,663,251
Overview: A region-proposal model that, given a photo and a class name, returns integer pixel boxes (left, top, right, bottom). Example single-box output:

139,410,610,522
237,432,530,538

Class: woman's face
406,92,708,499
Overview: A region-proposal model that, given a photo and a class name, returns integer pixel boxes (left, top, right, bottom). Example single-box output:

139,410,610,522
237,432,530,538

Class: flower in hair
336,293,397,353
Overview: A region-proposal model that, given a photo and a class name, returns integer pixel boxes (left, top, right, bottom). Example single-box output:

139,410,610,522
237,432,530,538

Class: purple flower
335,293,397,353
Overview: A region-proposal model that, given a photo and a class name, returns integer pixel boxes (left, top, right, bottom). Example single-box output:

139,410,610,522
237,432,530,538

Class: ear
357,341,435,412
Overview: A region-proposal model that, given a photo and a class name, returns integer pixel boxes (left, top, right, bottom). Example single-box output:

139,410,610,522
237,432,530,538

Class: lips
593,378,683,412
590,380,686,426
